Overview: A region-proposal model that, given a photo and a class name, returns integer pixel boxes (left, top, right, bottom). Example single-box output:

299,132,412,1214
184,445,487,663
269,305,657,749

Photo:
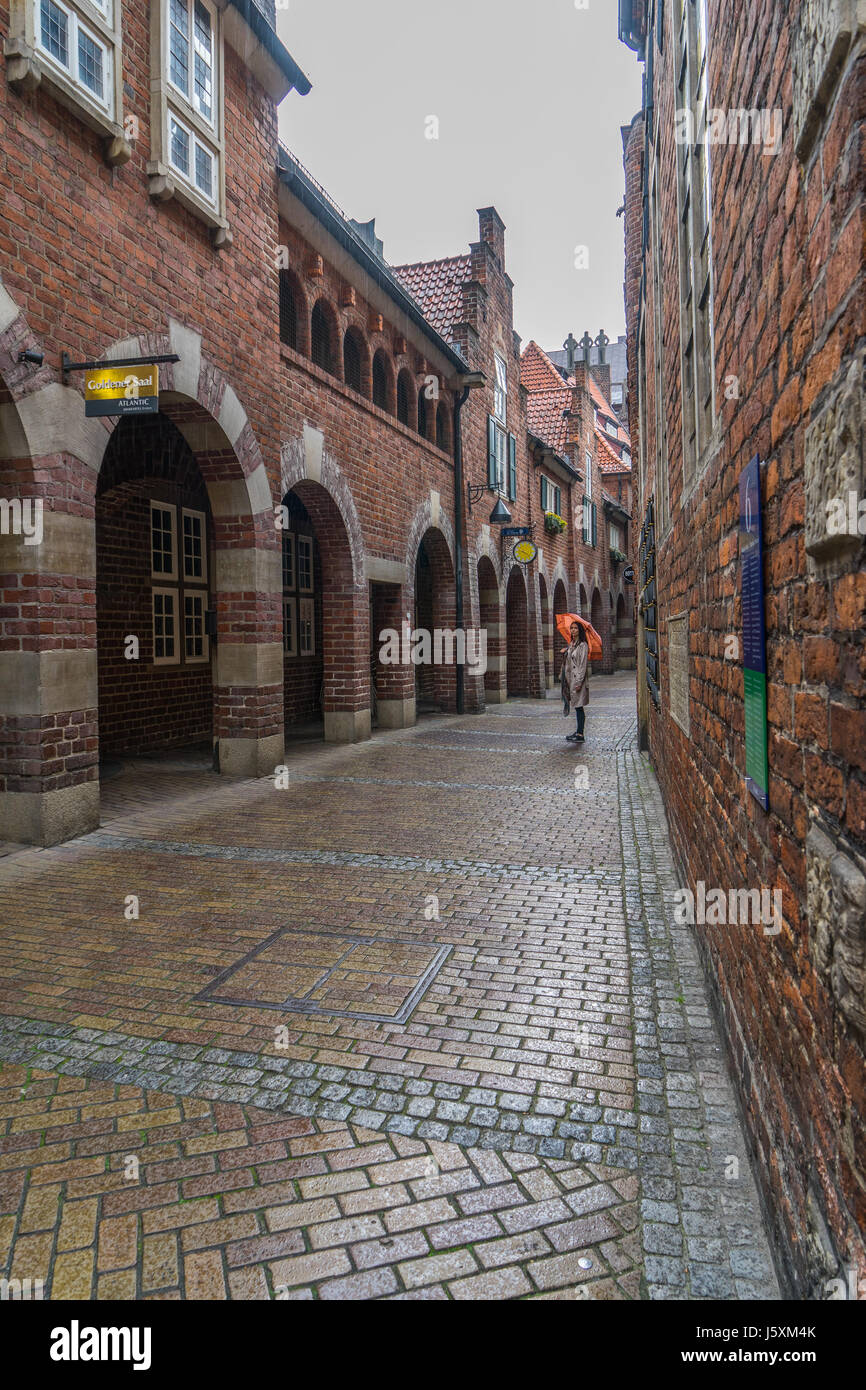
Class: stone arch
553,577,569,679
412,526,457,712
476,552,503,704
538,571,552,689
505,564,529,697
405,496,456,582
280,434,366,589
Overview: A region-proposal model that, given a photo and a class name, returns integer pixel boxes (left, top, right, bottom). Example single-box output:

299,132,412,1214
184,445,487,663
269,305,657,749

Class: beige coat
564,640,589,708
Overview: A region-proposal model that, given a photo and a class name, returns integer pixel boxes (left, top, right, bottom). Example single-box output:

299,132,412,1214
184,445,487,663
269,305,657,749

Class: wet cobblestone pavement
0,676,779,1299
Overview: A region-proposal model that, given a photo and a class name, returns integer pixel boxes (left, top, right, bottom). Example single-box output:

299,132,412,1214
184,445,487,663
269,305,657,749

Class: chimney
589,329,612,401
477,207,506,267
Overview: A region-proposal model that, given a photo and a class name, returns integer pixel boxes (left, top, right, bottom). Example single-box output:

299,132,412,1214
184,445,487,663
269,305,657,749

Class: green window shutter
508,434,517,501
541,477,548,510
582,496,588,543
487,416,497,488
554,486,562,516
592,502,597,547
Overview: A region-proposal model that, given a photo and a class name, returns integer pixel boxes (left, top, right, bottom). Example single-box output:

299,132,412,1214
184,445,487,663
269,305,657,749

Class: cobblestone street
0,676,778,1299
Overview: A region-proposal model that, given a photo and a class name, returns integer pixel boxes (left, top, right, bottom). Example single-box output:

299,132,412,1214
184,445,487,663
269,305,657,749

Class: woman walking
562,621,589,743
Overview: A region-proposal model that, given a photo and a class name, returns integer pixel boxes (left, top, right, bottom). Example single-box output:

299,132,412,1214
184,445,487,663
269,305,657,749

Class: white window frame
150,501,178,581
297,535,314,594
282,596,297,657
167,0,215,128
149,0,226,231
181,506,207,584
672,0,716,486
34,0,112,112
152,587,179,665
299,597,315,656
493,352,507,424
282,532,295,592
585,449,593,500
183,590,209,663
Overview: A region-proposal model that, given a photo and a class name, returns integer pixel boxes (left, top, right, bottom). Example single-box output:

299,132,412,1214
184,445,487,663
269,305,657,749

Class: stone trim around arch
279,427,366,589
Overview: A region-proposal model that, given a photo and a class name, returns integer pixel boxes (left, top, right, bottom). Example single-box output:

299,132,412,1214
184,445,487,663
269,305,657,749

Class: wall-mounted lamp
466,483,512,527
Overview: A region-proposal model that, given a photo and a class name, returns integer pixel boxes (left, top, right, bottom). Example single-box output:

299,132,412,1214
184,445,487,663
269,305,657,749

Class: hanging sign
623,565,635,584
501,527,531,538
740,455,769,811
85,364,159,416
512,539,537,566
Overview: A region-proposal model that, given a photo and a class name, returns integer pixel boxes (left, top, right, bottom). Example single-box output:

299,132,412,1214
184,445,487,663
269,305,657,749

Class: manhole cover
195,927,451,1023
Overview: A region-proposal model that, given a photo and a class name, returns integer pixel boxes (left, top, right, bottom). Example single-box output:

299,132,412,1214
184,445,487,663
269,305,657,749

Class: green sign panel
740,457,769,811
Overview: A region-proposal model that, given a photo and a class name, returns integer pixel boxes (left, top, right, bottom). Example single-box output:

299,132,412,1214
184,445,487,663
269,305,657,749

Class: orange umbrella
555,613,603,661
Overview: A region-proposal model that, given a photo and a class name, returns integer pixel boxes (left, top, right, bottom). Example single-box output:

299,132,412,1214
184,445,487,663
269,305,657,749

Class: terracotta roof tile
520,341,569,392
525,387,572,458
392,255,471,338
597,433,629,473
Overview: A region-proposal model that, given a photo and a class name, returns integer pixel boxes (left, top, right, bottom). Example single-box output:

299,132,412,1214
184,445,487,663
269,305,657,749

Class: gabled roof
392,256,472,338
525,387,573,459
521,340,568,392
598,434,629,473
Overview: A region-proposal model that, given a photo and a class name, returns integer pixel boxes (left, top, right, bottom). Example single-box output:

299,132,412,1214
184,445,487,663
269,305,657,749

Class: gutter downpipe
453,384,471,715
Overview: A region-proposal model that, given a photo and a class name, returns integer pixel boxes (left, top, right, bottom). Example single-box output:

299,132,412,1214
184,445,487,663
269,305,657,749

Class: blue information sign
739,455,769,811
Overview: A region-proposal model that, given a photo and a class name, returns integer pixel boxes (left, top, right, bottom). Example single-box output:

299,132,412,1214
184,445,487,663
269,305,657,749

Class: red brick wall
623,1,866,1295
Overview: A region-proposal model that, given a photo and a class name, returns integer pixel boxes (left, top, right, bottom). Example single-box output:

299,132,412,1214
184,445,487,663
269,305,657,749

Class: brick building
620,0,865,1295
520,338,635,675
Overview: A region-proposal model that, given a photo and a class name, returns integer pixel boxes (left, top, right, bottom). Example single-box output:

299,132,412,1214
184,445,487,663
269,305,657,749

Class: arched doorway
96,414,214,767
591,588,604,671
280,478,370,744
553,578,569,680
538,575,552,688
506,566,529,697
477,556,502,703
411,529,456,714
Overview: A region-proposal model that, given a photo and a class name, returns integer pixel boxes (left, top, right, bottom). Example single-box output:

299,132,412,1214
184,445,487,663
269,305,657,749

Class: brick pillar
210,535,284,777
478,558,505,703
0,456,99,846
372,581,415,729
323,577,371,742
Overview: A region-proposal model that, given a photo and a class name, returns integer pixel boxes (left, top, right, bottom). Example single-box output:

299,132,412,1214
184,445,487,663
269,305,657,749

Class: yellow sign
85,365,159,417
513,539,537,565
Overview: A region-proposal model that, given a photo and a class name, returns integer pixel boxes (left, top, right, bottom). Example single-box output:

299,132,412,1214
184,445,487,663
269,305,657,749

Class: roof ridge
521,340,571,392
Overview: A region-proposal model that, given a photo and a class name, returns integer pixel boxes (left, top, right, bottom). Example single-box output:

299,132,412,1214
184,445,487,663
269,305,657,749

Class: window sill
4,38,131,164
147,160,231,247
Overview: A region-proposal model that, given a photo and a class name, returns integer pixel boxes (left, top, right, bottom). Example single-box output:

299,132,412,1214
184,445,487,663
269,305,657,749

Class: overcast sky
275,1,643,351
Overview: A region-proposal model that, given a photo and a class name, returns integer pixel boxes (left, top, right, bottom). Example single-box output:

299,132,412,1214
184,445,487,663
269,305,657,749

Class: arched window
417,388,428,438
436,402,449,452
279,271,297,349
372,351,389,410
311,301,334,374
397,373,410,426
343,330,362,392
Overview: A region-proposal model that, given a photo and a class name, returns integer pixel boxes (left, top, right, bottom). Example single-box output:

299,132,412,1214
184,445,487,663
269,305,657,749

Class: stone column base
376,696,416,730
324,710,372,743
484,688,507,704
0,781,99,848
217,733,285,777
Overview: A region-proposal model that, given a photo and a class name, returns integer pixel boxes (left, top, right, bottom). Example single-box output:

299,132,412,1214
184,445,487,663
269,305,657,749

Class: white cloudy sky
275,0,643,350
